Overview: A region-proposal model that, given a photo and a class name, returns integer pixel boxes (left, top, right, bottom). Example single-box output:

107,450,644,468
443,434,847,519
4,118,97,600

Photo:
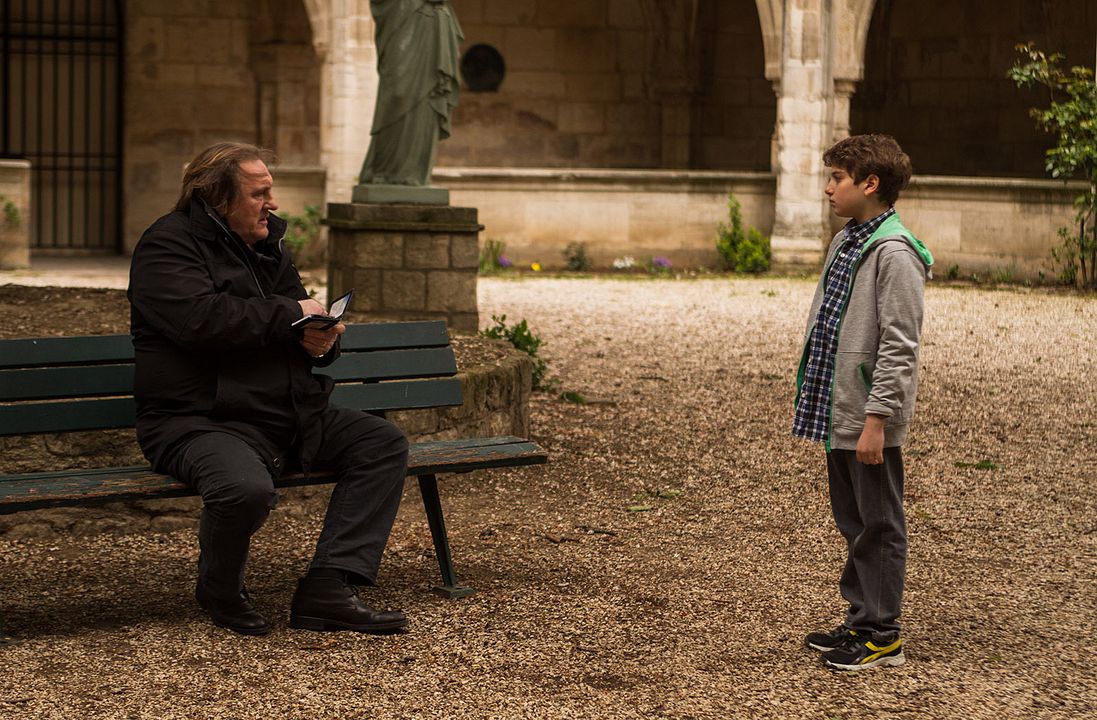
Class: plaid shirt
793,208,895,442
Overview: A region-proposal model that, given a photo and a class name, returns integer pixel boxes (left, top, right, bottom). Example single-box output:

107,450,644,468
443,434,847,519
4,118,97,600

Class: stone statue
355,0,462,203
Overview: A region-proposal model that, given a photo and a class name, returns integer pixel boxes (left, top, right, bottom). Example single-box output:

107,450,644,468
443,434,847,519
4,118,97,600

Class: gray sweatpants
826,447,907,637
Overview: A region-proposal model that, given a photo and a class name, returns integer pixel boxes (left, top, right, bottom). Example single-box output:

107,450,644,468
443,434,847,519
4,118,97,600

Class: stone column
325,203,481,334
314,0,378,206
768,0,830,268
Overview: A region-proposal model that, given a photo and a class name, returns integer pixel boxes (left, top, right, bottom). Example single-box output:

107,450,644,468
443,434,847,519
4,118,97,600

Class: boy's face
825,166,882,223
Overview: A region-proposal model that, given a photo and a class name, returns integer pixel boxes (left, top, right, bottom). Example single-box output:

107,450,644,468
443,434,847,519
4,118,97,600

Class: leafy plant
1009,44,1097,290
480,314,550,389
283,204,321,256
946,264,961,280
0,194,19,230
563,241,591,272
716,194,771,273
647,255,673,276
479,238,511,274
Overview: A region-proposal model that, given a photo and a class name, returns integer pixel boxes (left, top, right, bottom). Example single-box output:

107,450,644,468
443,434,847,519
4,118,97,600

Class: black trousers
164,406,409,599
826,447,907,637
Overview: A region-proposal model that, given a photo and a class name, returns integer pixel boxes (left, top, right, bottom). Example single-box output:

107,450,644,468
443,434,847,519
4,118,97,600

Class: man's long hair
174,142,276,215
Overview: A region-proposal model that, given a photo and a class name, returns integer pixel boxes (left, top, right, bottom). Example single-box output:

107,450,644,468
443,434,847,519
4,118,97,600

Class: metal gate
1,0,123,253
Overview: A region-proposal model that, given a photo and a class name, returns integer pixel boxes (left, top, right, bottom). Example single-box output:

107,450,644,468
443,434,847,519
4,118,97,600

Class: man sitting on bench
128,142,409,637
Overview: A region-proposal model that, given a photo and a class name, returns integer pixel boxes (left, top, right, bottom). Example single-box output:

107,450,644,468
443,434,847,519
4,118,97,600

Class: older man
128,142,409,636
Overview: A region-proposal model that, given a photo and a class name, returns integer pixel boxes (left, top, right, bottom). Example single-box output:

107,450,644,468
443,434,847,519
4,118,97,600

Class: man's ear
861,174,881,197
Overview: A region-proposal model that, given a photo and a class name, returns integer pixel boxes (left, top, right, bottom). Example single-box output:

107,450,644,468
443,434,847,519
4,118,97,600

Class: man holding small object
128,142,409,636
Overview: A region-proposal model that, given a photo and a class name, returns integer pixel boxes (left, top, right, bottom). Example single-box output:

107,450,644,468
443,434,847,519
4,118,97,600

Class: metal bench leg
417,474,475,599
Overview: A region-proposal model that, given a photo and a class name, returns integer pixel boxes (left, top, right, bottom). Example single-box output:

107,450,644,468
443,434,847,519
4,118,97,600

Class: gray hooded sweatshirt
796,213,934,451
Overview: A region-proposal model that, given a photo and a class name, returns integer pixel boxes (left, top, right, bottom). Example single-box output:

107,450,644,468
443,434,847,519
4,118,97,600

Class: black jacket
128,199,337,473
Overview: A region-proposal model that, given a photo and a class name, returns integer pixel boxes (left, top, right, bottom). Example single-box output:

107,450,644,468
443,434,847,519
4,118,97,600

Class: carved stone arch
754,0,783,81
831,0,878,82
300,0,330,58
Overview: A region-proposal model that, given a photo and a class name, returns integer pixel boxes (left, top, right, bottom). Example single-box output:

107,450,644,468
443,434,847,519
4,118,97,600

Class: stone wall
438,0,774,172
0,337,532,539
0,160,31,269
895,175,1086,281
438,167,776,270
122,0,321,250
852,0,1097,178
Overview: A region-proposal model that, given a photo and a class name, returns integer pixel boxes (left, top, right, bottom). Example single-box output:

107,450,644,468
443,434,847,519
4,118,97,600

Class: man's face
226,159,277,246
825,166,874,221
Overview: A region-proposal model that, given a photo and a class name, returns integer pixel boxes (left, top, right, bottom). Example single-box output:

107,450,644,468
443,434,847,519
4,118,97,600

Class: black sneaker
822,633,905,671
804,624,856,652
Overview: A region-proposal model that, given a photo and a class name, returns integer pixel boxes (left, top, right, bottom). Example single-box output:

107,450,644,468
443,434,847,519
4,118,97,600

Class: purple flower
498,255,512,268
653,256,672,269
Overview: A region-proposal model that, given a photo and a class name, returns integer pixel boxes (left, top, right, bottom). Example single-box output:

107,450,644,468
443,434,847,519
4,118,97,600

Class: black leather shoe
289,576,407,634
195,585,272,636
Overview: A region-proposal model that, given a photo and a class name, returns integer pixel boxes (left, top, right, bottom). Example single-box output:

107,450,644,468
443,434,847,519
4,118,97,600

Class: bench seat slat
0,436,548,513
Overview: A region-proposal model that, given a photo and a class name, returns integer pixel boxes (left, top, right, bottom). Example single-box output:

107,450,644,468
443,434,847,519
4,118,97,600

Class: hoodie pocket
857,362,874,391
832,351,872,429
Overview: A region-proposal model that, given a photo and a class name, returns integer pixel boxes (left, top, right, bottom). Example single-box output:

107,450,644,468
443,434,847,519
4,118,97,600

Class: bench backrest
0,321,460,437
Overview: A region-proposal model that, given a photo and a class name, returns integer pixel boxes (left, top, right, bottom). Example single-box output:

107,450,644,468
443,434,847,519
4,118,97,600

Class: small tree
1008,43,1097,290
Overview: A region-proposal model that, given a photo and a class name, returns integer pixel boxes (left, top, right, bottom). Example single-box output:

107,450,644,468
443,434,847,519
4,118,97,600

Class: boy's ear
861,174,881,197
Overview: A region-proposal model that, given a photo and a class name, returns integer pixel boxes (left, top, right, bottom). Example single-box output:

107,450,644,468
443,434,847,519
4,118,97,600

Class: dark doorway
2,0,124,252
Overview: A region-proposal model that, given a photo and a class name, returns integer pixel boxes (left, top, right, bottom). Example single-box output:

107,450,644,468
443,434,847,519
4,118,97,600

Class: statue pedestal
352,183,450,205
325,202,482,334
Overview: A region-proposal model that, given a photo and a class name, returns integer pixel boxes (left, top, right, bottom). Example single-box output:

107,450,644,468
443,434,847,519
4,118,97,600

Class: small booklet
291,289,353,329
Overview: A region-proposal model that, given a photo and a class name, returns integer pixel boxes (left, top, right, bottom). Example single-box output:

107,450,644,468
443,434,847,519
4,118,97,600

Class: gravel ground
1,275,1094,719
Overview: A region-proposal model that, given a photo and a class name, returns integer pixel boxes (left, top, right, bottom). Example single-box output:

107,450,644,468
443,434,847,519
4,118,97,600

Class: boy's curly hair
822,134,912,205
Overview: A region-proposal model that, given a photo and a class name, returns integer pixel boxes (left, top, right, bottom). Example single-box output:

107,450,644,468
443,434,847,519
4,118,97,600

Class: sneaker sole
825,651,906,671
289,615,408,634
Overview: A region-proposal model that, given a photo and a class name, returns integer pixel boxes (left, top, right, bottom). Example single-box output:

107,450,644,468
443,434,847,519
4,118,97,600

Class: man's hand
297,298,344,358
856,414,887,465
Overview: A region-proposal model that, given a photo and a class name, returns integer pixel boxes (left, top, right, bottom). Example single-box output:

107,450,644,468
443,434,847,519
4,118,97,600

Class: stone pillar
325,203,481,334
769,0,830,268
0,160,31,269
314,1,378,207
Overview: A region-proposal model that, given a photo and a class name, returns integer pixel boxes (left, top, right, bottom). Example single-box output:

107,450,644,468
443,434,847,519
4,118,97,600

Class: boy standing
793,134,933,671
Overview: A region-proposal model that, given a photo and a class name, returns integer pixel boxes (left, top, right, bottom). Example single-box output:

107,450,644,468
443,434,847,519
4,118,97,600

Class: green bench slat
0,321,448,371
0,334,135,368
0,397,136,436
0,348,457,401
0,364,135,400
330,378,464,412
0,379,465,436
325,347,457,382
339,321,450,350
0,436,548,513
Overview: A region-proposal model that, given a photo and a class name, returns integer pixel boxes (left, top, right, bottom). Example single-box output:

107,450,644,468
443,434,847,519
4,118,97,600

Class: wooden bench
0,320,547,641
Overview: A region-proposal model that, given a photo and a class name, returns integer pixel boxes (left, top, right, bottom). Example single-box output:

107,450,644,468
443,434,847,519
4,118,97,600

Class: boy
793,134,933,671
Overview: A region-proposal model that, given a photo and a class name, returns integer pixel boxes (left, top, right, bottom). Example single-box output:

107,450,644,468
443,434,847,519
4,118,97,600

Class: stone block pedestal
325,203,483,334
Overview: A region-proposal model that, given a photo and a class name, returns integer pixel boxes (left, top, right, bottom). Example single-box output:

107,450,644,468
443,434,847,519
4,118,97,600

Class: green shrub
563,241,591,272
716,194,771,273
284,204,321,254
480,314,550,389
